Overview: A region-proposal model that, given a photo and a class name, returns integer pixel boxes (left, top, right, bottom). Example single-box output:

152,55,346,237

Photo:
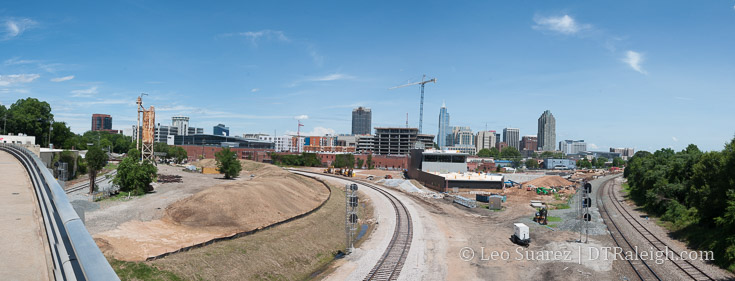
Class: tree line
624,137,735,272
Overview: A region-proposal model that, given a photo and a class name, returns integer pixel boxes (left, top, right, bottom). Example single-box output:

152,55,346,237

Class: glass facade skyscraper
437,102,450,148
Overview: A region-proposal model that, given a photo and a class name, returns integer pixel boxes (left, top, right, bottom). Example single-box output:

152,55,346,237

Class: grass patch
109,259,182,281
96,191,144,202
551,203,570,210
105,162,119,170
548,224,558,228
547,216,562,222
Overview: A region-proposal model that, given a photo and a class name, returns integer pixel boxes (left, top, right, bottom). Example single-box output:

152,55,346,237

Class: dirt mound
94,161,330,261
523,175,574,187
165,172,326,230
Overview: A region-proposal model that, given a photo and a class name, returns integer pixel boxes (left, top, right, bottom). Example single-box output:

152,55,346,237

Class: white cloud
623,50,647,74
0,74,40,86
251,88,259,93
223,30,290,45
71,86,99,97
3,18,37,39
588,143,599,150
533,14,590,35
51,75,74,82
294,115,309,120
672,136,678,142
306,73,355,82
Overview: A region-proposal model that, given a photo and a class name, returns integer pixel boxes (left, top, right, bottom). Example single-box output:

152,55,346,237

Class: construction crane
389,75,436,133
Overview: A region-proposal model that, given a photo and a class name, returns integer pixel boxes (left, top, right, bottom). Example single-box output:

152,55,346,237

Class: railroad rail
603,178,715,281
0,144,119,281
64,170,117,194
291,170,413,281
596,176,661,281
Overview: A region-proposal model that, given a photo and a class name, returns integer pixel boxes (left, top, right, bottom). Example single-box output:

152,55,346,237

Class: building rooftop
426,171,504,182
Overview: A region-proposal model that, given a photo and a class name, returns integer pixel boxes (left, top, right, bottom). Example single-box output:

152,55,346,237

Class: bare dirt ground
92,160,330,261
150,181,375,281
317,174,636,280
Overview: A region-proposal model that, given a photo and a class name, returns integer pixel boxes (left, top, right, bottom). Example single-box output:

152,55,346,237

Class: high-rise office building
559,140,586,155
172,116,190,136
91,114,113,131
495,133,501,147
351,107,372,135
475,130,496,152
213,124,229,136
503,128,520,151
437,102,450,148
537,110,556,151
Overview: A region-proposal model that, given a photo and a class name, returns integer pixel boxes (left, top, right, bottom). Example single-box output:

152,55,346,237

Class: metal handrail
0,143,119,281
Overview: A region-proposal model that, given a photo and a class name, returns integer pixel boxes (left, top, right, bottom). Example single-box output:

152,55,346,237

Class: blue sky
1,1,734,152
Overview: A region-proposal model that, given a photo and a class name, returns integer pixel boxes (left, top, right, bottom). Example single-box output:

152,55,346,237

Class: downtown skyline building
351,106,372,135
437,102,450,149
475,130,496,153
559,139,587,155
503,128,520,151
537,110,556,151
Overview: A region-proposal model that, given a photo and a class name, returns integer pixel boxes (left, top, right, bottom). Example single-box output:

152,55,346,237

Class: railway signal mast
578,182,593,243
345,183,359,254
389,75,437,133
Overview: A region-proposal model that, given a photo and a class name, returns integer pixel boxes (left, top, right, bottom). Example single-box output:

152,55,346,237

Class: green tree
86,146,108,193
525,159,539,169
50,122,74,149
77,155,87,175
612,157,625,167
216,147,242,179
595,157,608,168
577,158,593,169
366,154,373,169
6,98,54,147
113,149,157,195
500,146,521,158
58,150,77,179
0,104,7,134
334,154,355,168
356,158,364,169
488,147,500,158
477,148,492,157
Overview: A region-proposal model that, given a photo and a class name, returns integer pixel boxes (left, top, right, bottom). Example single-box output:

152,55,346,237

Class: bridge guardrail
0,143,119,281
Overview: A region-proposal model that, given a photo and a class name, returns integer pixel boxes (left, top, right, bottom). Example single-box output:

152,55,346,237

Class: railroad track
64,170,116,194
597,176,661,280
602,178,715,281
291,170,413,281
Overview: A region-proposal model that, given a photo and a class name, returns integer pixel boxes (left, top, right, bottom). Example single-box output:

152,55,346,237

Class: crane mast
389,74,436,133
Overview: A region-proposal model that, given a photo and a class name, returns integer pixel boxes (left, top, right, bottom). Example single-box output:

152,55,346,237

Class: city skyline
1,2,734,152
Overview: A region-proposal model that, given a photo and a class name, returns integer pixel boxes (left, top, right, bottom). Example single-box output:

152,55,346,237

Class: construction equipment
389,75,437,133
511,223,530,246
533,204,548,225
536,187,552,195
324,166,333,174
384,175,393,179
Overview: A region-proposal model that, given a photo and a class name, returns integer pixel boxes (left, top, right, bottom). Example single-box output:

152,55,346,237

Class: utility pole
389,74,437,133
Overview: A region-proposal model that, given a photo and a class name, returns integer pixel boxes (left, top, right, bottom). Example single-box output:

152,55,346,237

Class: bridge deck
0,150,53,280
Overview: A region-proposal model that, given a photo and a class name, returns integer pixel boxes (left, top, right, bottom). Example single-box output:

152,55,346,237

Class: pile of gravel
376,179,423,193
